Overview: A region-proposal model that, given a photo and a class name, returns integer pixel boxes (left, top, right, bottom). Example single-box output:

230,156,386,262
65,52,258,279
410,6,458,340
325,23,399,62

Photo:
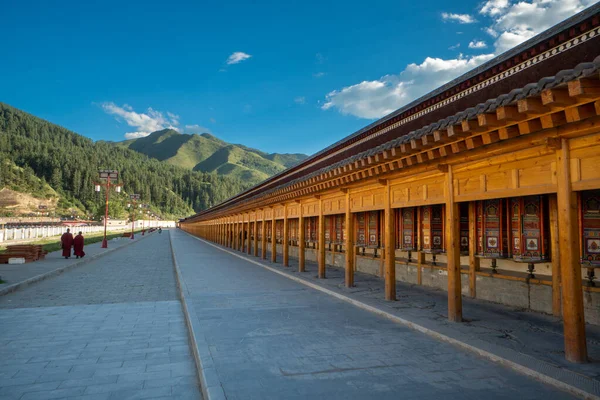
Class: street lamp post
95,170,122,248
127,194,140,239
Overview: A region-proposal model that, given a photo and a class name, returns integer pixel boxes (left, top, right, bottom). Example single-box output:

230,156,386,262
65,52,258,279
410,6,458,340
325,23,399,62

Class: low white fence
0,220,175,243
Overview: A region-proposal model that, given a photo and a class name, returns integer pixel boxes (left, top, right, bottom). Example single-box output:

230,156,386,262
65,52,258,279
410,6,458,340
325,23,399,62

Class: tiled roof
184,54,600,221
238,56,600,199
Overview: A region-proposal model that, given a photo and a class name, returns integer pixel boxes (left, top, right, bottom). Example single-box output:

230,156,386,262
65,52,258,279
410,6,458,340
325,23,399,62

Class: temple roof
185,5,600,222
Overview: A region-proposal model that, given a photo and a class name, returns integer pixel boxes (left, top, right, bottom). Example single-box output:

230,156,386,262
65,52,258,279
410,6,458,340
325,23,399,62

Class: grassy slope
1,159,59,201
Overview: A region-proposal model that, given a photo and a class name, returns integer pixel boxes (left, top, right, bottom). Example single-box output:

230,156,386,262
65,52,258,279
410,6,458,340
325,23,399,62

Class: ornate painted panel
275,220,283,243
460,203,469,254
395,207,417,251
267,221,272,241
305,216,318,242
420,205,444,253
511,195,549,262
354,211,380,247
335,214,345,243
580,190,600,267
476,199,508,258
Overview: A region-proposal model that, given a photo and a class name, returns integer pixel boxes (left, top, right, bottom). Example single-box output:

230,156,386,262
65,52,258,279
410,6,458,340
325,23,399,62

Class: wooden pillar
283,205,289,267
253,213,259,257
556,139,587,363
345,191,354,287
241,217,245,252
318,198,326,278
233,219,238,250
261,211,267,259
233,219,237,250
384,182,396,301
271,211,277,263
298,205,306,272
247,215,252,255
242,216,247,252
221,221,225,245
228,222,232,248
240,218,244,252
468,202,479,298
446,165,462,322
549,195,562,317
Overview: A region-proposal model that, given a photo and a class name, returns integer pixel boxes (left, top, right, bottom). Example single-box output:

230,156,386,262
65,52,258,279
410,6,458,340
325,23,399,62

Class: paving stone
0,233,201,399
171,230,578,399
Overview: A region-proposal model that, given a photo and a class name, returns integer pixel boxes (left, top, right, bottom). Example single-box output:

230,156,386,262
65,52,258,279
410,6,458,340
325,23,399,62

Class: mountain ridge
111,129,308,185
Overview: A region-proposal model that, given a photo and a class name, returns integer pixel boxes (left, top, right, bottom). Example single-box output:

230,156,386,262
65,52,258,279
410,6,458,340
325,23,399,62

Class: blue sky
0,0,595,155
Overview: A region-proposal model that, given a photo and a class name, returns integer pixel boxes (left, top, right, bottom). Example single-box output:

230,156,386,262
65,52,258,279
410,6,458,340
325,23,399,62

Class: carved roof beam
565,102,598,123
477,113,501,129
498,125,520,140
542,88,576,107
541,111,568,129
568,77,600,99
481,130,500,145
517,97,551,116
496,106,520,122
518,119,543,135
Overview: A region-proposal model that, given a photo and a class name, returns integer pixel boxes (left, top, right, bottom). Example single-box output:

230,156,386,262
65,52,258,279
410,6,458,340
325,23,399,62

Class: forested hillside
114,129,307,185
0,103,249,219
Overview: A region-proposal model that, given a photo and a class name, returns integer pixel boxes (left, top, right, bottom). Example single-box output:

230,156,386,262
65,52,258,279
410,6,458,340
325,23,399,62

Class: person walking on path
60,228,74,259
73,231,85,259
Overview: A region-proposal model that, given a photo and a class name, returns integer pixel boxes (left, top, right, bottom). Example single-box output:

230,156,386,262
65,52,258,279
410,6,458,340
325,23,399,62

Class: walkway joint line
169,231,226,400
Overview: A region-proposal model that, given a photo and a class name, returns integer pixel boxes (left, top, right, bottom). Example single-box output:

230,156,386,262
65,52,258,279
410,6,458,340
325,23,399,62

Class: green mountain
0,103,251,219
116,129,307,185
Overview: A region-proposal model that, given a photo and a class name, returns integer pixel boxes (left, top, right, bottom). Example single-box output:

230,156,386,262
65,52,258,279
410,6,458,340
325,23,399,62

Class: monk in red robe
61,228,74,259
73,231,85,259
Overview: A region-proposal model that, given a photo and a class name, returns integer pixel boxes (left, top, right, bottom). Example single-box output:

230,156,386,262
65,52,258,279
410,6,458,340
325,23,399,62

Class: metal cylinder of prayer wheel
580,190,600,285
510,195,550,278
420,204,444,265
396,207,417,262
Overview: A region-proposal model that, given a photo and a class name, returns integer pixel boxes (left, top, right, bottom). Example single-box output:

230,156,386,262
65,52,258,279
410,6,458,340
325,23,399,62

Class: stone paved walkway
0,231,202,400
0,232,147,290
259,248,600,383
171,229,576,400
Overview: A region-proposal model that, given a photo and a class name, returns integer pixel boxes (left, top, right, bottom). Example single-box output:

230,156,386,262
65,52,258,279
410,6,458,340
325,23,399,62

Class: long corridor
171,229,574,400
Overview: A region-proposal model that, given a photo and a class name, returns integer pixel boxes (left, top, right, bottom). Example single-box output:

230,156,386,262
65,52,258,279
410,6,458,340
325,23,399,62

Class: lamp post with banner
95,170,122,248
127,194,141,239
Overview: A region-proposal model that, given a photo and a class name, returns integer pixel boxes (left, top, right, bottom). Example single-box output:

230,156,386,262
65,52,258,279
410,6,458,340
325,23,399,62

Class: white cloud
448,43,461,50
125,131,151,139
480,0,510,16
441,12,476,24
484,27,499,37
322,0,592,119
487,0,594,53
313,71,326,78
209,118,217,124
294,96,306,105
226,51,252,65
102,102,180,139
184,124,211,134
468,40,488,49
101,103,211,139
322,54,495,119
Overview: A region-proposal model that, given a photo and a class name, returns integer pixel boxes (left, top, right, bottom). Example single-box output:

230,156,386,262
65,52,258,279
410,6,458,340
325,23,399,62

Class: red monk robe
73,233,85,259
61,230,74,259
